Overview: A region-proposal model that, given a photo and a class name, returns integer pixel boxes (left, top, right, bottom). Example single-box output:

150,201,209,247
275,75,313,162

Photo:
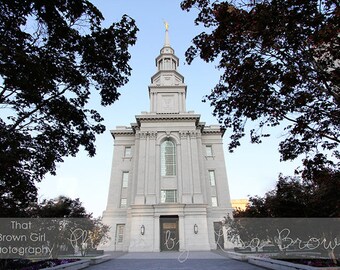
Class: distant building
101,28,233,252
231,199,249,211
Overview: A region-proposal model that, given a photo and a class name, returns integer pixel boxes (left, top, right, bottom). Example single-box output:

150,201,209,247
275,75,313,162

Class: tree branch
310,56,340,106
282,114,340,144
0,89,17,103
0,87,7,100
9,85,72,132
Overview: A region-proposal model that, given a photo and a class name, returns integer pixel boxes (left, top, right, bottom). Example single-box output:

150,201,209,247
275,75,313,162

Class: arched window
161,140,176,176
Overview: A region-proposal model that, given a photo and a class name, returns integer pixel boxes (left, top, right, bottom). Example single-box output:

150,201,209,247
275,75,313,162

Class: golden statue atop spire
164,21,169,31
163,20,170,47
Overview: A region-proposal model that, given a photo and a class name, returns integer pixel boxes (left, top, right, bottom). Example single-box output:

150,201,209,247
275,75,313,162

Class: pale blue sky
37,0,300,217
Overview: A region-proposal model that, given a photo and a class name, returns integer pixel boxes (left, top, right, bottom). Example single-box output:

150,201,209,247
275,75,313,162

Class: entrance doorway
214,222,224,249
160,215,179,251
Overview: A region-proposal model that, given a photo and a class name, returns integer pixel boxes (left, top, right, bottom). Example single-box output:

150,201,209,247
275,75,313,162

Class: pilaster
196,130,207,203
190,131,203,203
135,131,147,204
180,131,192,204
146,131,157,204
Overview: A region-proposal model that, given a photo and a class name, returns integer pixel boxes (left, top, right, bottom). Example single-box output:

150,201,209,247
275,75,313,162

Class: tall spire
148,23,187,114
164,21,170,47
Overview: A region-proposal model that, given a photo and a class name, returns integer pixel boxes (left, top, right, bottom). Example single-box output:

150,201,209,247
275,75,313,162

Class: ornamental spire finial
163,20,170,47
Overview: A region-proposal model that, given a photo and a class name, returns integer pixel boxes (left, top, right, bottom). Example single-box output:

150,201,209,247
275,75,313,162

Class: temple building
102,27,233,252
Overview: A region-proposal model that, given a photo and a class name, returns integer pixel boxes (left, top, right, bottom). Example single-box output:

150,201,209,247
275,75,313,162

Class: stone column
179,214,186,251
153,93,157,113
130,130,140,205
134,131,147,204
196,130,207,203
146,131,157,204
178,93,182,112
177,140,183,204
190,131,203,203
180,131,192,204
153,214,160,252
155,142,161,203
182,92,186,112
104,146,120,210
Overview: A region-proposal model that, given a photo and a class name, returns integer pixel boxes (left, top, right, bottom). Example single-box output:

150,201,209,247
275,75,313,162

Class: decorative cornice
179,131,187,139
149,131,157,139
196,130,202,139
150,70,185,85
135,114,201,126
202,127,225,137
189,131,197,138
135,131,158,139
201,129,222,134
179,130,202,139
139,131,147,139
111,129,134,139
110,120,224,139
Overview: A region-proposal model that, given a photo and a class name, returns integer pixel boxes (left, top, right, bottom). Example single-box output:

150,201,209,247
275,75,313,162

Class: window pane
161,190,177,203
165,155,174,163
206,146,213,156
161,190,166,203
122,172,129,188
124,147,131,157
166,191,174,202
120,198,127,208
116,224,125,243
161,140,176,176
209,170,216,186
212,197,218,207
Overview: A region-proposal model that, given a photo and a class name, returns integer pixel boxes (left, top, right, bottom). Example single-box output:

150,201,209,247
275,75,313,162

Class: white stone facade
102,29,233,252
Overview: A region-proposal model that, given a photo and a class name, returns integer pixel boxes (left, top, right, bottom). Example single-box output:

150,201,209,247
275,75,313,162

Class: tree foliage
181,0,339,173
33,195,91,218
0,196,110,269
0,0,138,216
234,166,340,217
229,168,340,260
32,196,110,257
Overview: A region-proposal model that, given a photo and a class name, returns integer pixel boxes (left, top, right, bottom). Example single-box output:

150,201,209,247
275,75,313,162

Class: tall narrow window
116,224,125,243
120,198,127,208
206,145,213,156
122,172,129,188
211,197,218,207
172,59,176,70
124,147,131,157
161,140,176,176
164,58,171,69
209,170,216,186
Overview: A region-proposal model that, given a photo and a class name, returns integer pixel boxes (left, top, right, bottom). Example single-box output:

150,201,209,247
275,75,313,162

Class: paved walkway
86,251,265,270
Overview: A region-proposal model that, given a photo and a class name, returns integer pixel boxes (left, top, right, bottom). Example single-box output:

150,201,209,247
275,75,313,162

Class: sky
37,0,301,217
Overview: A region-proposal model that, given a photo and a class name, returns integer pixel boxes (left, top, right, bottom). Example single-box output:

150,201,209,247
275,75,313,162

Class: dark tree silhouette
181,0,339,175
0,0,138,216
